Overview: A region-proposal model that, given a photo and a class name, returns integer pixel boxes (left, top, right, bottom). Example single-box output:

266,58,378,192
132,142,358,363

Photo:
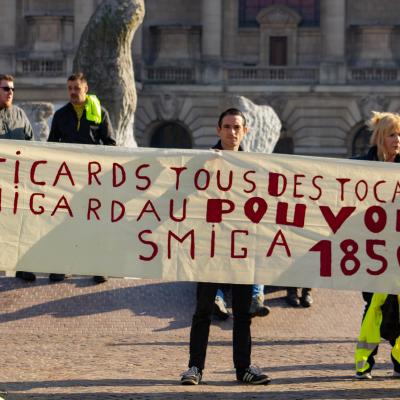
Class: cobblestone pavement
0,276,399,399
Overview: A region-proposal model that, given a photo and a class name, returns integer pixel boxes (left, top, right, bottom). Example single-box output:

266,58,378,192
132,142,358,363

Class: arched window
239,0,320,27
150,122,192,149
352,125,371,157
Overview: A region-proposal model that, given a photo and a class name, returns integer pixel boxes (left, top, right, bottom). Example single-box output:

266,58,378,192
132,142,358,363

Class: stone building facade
1,0,400,156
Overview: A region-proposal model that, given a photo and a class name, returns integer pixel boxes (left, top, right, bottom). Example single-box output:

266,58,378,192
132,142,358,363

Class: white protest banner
0,140,399,293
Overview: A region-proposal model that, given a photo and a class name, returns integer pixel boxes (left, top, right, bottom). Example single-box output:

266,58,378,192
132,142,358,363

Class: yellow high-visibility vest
355,293,400,373
85,94,102,124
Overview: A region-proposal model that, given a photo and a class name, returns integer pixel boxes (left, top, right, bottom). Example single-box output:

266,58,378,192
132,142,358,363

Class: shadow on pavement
0,279,197,331
116,338,356,347
0,279,299,332
4,386,400,400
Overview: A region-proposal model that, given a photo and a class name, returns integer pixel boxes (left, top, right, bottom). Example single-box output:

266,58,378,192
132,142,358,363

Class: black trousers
188,282,253,372
365,338,400,373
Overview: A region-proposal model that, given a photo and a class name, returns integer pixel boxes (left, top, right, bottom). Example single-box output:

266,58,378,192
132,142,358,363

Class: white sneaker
355,371,372,380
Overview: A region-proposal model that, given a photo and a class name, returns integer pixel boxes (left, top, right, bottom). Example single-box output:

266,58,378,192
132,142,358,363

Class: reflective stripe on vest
356,341,380,350
355,293,387,373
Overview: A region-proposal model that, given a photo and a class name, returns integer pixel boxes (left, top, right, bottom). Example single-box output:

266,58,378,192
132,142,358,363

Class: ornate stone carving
256,5,302,27
154,93,182,121
358,95,390,120
19,102,54,141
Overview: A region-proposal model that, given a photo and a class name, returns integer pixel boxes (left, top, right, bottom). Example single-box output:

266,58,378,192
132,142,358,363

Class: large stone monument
73,0,145,147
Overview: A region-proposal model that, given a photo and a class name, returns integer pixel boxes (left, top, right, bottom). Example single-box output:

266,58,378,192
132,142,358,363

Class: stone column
223,0,239,62
201,0,222,82
202,0,222,59
320,0,346,84
0,0,16,72
132,24,143,81
74,0,96,46
132,24,142,58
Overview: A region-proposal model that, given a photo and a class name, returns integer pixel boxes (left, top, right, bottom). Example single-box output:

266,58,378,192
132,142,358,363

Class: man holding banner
180,108,271,385
47,72,116,284
0,74,37,283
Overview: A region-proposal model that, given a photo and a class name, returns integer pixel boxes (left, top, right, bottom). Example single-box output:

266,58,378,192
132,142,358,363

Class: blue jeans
216,285,264,303
252,284,264,297
215,288,226,304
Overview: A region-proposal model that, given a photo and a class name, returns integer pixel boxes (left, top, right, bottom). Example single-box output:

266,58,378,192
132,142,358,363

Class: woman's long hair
368,111,400,161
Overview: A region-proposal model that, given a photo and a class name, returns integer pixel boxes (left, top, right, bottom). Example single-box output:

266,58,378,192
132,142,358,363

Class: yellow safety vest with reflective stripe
85,94,102,124
355,293,400,373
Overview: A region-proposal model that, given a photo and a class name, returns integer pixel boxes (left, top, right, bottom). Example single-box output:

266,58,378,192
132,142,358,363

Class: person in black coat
47,72,116,284
353,111,400,379
180,108,271,386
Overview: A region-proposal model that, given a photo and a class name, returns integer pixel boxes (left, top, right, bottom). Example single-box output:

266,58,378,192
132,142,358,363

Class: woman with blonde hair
354,111,400,379
361,111,400,162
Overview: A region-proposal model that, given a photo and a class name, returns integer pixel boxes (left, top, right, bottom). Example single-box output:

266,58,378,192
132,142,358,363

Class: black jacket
48,102,116,145
213,140,244,151
353,145,400,162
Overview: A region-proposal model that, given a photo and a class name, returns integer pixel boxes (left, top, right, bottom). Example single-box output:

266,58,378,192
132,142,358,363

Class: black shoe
93,276,108,284
285,288,300,307
180,366,202,385
300,289,313,307
213,297,230,320
49,273,66,282
249,295,270,318
15,271,36,282
237,366,271,385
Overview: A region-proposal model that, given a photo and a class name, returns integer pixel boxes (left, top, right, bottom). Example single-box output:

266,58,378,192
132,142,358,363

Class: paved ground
0,275,398,399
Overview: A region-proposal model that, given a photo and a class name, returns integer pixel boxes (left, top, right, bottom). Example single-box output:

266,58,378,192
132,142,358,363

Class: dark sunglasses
0,86,14,92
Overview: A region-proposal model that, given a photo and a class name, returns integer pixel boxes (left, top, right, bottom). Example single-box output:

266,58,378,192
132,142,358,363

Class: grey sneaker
393,371,400,378
249,295,270,317
181,366,202,385
237,365,271,385
213,297,230,320
355,371,372,380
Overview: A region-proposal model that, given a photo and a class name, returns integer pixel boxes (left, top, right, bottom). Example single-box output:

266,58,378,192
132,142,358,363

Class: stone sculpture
19,102,54,141
73,0,145,147
224,96,281,153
